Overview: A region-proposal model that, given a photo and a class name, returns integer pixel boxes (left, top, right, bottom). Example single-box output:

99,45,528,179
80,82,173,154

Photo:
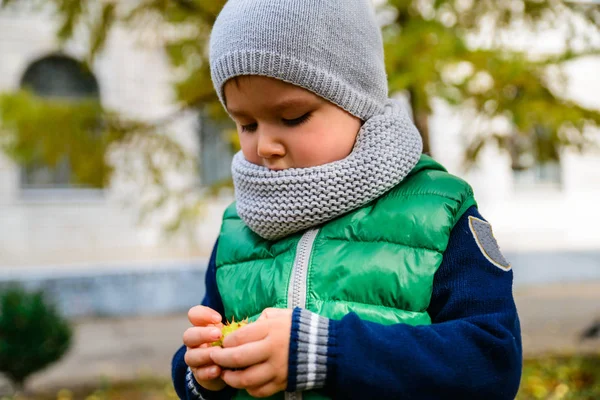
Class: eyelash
241,123,258,133
240,112,312,133
283,112,312,127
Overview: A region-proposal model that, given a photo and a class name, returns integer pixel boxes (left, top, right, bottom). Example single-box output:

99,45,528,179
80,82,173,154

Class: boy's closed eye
240,112,312,132
241,122,258,133
282,112,312,127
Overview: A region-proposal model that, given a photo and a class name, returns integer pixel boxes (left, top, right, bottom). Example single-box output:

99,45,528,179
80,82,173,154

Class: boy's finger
221,362,273,389
247,381,281,399
222,320,268,348
257,308,290,321
210,341,269,369
183,326,222,347
188,305,223,326
185,346,219,368
193,364,223,382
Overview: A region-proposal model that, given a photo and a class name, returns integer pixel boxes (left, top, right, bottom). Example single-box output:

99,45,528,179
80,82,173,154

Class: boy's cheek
238,135,257,160
292,130,356,167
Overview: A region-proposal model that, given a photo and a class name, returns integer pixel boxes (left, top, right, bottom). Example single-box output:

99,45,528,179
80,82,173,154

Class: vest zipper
287,228,319,309
285,228,319,400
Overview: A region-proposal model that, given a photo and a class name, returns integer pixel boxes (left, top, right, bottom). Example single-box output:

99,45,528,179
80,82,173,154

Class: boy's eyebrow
227,108,249,118
271,97,317,112
227,97,320,117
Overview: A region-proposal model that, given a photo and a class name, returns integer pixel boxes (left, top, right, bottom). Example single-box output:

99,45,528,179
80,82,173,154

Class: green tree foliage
1,0,599,194
382,0,600,165
0,91,113,187
0,89,193,189
0,285,72,390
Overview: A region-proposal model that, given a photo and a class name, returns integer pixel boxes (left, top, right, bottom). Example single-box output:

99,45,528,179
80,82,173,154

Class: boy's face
224,76,362,170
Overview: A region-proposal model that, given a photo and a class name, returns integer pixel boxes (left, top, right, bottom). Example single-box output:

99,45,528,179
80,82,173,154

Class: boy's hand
184,305,227,392
210,308,293,398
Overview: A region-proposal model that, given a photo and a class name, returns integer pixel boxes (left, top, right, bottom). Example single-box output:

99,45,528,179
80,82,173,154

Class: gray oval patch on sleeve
468,216,511,271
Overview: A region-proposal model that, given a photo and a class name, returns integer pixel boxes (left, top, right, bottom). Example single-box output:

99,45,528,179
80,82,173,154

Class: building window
198,112,234,188
510,125,562,189
19,54,100,189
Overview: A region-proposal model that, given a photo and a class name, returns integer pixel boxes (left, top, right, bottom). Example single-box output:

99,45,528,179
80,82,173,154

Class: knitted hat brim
211,50,386,121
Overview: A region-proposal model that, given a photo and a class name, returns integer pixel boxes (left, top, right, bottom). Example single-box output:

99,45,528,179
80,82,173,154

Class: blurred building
0,4,599,317
0,6,232,267
0,5,233,316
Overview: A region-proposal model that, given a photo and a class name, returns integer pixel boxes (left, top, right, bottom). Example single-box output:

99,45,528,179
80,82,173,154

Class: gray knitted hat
209,0,388,120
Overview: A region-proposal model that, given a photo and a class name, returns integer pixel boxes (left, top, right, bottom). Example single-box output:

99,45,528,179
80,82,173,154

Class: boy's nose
256,131,285,160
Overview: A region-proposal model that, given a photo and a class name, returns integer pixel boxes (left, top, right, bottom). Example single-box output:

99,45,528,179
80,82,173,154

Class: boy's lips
264,163,288,171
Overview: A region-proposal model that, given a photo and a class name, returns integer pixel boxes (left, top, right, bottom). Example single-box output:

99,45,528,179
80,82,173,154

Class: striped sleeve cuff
186,367,208,399
287,307,336,392
185,367,237,400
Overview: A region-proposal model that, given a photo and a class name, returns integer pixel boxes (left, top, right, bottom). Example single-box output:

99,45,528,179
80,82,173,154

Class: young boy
172,0,522,399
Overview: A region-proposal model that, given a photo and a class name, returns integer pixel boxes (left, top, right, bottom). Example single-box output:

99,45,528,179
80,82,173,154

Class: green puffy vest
215,155,476,400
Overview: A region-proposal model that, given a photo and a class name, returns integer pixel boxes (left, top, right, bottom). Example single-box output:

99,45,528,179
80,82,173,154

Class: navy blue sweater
172,206,522,399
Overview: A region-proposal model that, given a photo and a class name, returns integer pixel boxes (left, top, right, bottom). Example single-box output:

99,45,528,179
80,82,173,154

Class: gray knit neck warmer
232,100,423,240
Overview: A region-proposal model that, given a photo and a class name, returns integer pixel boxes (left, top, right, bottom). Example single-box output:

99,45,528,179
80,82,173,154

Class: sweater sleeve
171,240,237,400
287,206,522,399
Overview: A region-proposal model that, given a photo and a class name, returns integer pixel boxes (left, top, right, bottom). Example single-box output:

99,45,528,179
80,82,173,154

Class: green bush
0,285,72,389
